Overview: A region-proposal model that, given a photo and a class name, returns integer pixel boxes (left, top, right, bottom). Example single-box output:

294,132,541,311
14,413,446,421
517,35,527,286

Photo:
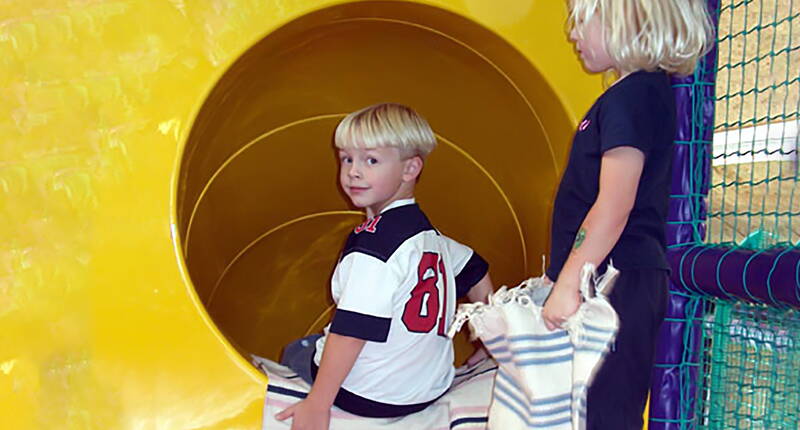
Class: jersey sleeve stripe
455,252,489,298
330,309,391,342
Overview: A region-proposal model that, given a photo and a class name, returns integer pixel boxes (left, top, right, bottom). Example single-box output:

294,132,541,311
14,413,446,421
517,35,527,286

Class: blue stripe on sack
582,334,614,345
495,376,528,396
488,345,510,355
490,353,512,362
495,372,572,417
494,369,528,398
528,415,572,428
497,369,572,407
494,373,573,427
494,393,531,425
494,374,544,419
494,378,530,412
509,331,569,342
583,323,616,335
534,394,573,407
511,341,572,355
530,400,572,417
574,346,608,353
489,350,511,358
484,335,505,346
531,414,574,428
267,385,307,400
450,416,489,429
517,353,573,366
496,369,522,387
494,395,573,429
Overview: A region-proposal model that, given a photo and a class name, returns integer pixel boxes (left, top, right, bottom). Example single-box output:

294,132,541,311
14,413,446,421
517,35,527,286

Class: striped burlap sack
448,263,619,430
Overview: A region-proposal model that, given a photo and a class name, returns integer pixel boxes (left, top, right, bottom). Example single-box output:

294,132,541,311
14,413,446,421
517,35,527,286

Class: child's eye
366,157,378,165
341,156,352,164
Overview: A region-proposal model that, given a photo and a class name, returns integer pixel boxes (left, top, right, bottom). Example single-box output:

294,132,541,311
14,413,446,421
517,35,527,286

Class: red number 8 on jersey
402,252,448,336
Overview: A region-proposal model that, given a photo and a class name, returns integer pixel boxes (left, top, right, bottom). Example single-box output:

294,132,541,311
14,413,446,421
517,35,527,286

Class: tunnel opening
176,1,573,362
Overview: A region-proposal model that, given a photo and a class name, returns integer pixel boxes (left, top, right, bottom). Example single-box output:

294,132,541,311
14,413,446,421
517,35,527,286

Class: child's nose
348,163,361,178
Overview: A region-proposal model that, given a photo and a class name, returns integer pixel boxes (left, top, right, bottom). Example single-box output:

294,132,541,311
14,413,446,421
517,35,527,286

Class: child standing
541,1,713,428
276,103,493,430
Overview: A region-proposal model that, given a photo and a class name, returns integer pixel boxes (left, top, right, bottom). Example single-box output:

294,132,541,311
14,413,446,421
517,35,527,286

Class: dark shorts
586,269,669,430
280,335,439,418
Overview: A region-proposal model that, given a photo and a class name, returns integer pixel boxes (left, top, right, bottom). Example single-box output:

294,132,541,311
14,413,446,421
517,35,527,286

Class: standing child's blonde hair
334,103,437,159
569,0,715,76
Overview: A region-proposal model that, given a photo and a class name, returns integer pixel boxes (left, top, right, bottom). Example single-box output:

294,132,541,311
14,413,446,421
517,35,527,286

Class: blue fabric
280,334,322,385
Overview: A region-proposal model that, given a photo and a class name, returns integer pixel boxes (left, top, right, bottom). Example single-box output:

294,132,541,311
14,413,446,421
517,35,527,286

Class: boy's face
338,146,419,218
569,12,614,74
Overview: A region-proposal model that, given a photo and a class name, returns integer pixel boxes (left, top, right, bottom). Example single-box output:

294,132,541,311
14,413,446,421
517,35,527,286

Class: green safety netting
707,0,799,247
656,0,800,428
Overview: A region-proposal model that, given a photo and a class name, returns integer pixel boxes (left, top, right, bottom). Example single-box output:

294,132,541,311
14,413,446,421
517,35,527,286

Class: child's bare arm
308,333,366,406
542,146,645,330
466,272,493,304
276,333,366,430
463,272,493,365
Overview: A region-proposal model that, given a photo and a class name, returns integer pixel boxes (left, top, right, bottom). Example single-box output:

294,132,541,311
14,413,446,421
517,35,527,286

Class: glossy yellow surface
1,0,602,428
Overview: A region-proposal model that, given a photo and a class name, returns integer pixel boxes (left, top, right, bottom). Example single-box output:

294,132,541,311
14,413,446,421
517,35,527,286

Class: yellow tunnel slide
2,0,601,428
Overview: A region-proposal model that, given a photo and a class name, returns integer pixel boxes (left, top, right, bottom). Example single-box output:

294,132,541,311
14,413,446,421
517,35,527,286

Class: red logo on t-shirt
579,119,591,131
354,216,382,234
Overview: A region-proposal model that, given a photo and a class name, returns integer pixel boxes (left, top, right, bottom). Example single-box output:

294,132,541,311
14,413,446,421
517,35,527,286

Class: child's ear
402,156,423,182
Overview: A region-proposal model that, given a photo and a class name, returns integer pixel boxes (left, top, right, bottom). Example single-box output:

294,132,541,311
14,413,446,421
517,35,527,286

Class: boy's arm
466,272,493,304
464,272,493,366
307,333,366,407
542,146,645,330
276,333,366,430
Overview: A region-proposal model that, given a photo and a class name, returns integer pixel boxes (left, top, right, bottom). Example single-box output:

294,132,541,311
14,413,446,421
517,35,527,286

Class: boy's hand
541,283,581,331
276,398,331,430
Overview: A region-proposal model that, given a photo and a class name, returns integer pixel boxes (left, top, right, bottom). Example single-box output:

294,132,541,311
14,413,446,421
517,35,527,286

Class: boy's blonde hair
569,0,715,76
334,103,437,159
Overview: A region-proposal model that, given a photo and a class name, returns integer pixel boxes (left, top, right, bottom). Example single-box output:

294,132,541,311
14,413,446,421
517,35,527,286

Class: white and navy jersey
314,198,489,406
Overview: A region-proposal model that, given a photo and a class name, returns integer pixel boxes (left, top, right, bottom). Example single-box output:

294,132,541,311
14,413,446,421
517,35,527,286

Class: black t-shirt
546,70,675,281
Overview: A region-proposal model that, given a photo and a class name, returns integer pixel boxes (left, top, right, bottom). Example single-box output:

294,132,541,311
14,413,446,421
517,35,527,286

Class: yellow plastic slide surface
1,1,601,428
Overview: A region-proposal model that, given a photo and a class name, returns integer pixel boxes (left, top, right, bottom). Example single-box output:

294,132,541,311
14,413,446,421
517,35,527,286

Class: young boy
276,103,493,430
